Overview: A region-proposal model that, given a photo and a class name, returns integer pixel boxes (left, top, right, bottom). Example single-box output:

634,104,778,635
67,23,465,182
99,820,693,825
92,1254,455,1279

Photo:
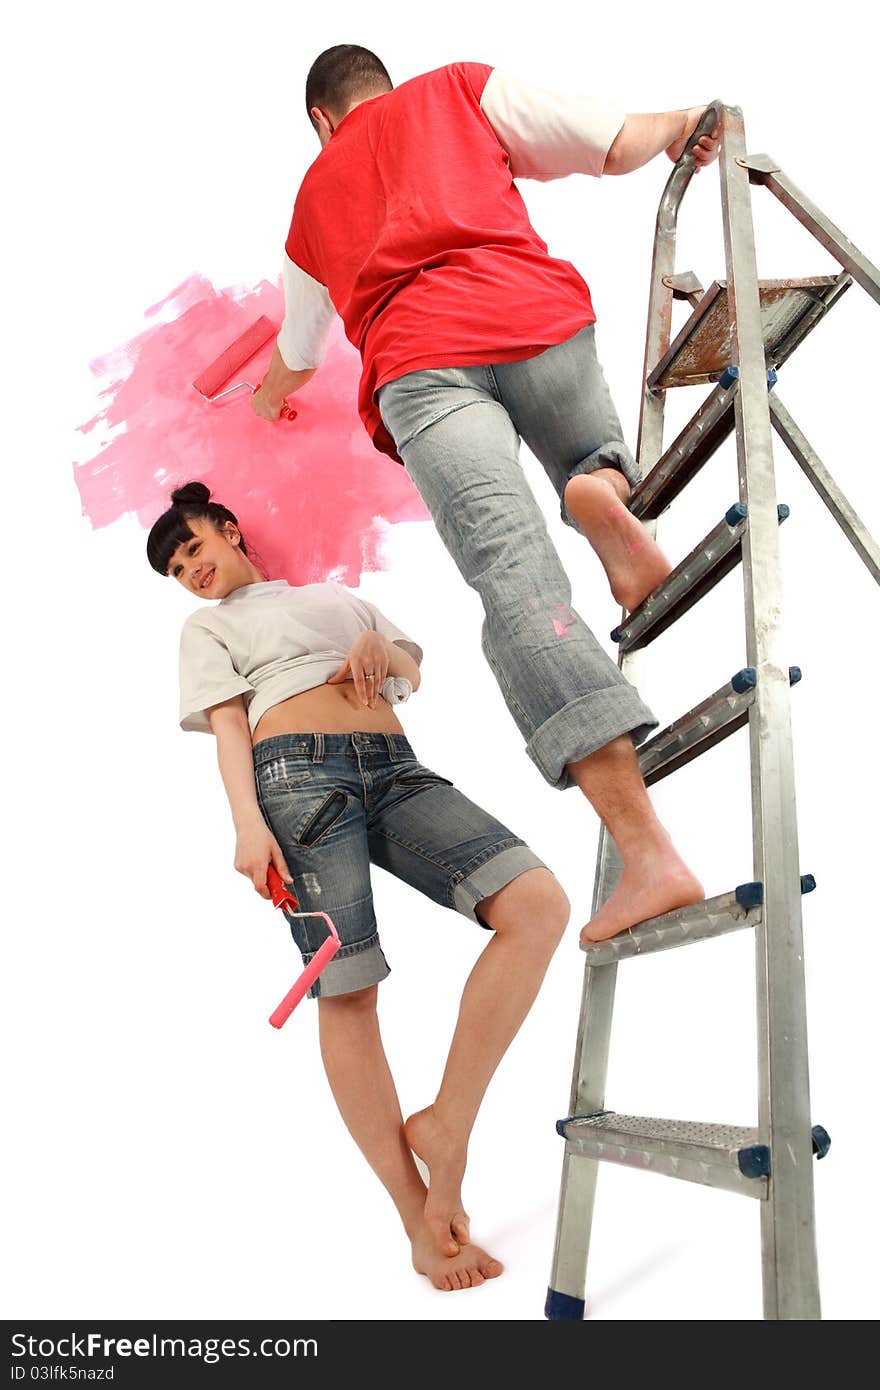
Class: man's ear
310,106,334,144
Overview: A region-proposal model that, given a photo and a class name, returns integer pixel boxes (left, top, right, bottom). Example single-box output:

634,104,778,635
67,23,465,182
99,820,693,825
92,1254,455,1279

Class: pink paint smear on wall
74,274,428,585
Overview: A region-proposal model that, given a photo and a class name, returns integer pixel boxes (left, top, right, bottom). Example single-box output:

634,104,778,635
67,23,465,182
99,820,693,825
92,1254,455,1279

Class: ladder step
612,503,786,654
630,381,737,522
639,669,757,786
580,886,763,966
557,1114,830,1197
647,276,842,389
556,1113,770,1197
638,665,801,786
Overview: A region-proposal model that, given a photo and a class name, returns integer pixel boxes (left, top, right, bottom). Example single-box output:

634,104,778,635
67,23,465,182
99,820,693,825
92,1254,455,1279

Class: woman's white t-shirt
178,580,422,735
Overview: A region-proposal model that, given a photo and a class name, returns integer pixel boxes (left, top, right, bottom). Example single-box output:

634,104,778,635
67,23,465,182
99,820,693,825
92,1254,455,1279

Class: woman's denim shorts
253,732,545,999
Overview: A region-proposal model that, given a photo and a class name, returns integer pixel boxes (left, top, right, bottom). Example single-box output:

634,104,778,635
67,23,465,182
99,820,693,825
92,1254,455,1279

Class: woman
147,480,569,1293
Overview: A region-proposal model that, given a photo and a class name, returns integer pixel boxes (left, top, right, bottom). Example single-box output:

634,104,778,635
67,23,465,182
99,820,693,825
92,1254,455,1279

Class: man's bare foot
564,471,672,612
580,840,704,945
410,1221,503,1292
405,1106,469,1257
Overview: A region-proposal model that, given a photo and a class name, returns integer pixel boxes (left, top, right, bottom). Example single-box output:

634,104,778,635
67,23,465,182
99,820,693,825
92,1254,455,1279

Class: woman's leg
403,868,570,1256
254,738,503,1290
318,985,503,1291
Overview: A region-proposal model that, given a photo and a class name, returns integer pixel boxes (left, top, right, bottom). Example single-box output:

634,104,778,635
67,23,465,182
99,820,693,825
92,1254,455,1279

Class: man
253,47,717,948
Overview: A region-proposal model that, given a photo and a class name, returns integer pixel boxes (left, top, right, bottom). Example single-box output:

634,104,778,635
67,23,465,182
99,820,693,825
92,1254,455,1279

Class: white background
4,0,879,1323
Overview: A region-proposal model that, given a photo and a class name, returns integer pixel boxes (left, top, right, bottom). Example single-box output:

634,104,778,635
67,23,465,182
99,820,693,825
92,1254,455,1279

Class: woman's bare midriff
252,680,405,747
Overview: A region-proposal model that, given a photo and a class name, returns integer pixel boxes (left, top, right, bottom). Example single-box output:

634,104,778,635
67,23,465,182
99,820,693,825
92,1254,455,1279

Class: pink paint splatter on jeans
74,274,428,584
552,604,576,637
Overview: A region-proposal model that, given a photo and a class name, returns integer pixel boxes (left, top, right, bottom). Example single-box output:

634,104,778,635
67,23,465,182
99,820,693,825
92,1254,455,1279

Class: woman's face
167,517,249,599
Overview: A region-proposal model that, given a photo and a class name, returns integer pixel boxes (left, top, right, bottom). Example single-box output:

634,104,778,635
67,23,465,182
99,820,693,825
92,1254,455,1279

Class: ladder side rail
742,157,880,309
769,393,880,585
547,834,621,1314
718,108,821,1321
549,108,730,1313
636,102,728,464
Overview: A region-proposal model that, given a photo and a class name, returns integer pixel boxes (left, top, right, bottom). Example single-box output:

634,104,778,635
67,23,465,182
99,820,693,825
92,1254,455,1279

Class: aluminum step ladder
546,101,880,1321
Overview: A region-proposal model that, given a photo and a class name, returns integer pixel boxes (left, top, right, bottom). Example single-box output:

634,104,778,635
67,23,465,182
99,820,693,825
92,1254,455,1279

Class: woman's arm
383,637,421,691
207,695,292,898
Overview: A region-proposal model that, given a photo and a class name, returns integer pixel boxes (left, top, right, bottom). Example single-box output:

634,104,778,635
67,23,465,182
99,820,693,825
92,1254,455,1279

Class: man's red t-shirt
286,62,597,459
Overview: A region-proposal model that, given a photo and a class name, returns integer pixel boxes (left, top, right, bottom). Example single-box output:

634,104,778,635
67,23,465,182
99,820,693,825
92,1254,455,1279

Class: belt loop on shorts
383,733,398,762
312,733,325,763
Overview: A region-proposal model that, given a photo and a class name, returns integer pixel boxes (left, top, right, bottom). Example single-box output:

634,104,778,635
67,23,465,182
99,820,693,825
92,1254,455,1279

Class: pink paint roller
192,315,297,420
266,864,340,1027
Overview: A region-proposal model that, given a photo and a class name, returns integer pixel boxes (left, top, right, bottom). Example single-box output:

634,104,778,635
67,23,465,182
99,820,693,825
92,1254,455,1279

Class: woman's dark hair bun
171,481,211,507
146,479,250,574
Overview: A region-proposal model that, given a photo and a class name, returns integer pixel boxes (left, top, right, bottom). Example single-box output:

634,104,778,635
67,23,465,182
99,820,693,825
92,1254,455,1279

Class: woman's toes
451,1213,470,1245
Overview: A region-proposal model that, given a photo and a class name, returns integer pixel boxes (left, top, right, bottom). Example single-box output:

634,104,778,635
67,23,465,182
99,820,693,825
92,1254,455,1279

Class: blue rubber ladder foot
545,1287,586,1320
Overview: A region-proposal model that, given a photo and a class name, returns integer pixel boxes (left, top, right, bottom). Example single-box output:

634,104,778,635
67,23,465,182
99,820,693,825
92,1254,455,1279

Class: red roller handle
252,384,297,421
265,865,340,1027
267,864,299,910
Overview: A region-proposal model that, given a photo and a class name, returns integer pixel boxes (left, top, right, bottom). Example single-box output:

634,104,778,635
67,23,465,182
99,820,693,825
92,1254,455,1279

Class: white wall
4,0,878,1321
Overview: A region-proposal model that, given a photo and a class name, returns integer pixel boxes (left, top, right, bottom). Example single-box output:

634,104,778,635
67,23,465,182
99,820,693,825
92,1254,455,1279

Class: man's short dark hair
305,45,392,124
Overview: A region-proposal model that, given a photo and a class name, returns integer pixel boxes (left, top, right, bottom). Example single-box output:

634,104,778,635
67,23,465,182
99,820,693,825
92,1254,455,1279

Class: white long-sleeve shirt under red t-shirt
280,62,626,461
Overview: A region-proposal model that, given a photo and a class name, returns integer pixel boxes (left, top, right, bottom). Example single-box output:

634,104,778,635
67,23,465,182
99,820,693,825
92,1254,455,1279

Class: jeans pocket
295,789,349,848
393,767,454,790
259,783,350,851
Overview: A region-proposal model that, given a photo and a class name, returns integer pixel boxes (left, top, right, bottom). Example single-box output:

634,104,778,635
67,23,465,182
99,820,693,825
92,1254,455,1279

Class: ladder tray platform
648,276,840,389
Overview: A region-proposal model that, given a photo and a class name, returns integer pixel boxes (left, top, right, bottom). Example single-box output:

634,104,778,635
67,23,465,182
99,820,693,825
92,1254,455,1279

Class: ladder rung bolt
735,881,764,908
731,667,757,693
738,1144,771,1178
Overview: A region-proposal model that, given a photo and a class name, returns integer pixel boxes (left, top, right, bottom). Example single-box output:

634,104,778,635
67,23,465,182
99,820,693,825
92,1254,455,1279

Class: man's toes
481,1258,504,1280
468,1267,485,1287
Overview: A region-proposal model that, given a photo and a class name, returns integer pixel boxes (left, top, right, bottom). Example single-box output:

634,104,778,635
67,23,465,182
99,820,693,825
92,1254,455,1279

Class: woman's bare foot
580,840,704,945
564,470,672,612
410,1221,503,1292
405,1106,470,1257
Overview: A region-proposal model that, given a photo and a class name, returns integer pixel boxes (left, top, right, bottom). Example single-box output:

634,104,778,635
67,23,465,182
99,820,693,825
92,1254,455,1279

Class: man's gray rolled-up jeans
377,324,658,790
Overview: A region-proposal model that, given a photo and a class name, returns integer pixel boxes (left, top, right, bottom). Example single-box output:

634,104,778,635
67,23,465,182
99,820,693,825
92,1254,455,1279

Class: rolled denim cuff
453,844,547,924
306,933,391,1000
527,686,658,789
561,442,642,530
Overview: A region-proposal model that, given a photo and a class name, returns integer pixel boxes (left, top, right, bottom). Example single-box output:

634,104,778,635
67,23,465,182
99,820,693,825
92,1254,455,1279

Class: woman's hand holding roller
327,632,390,709
235,814,292,900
